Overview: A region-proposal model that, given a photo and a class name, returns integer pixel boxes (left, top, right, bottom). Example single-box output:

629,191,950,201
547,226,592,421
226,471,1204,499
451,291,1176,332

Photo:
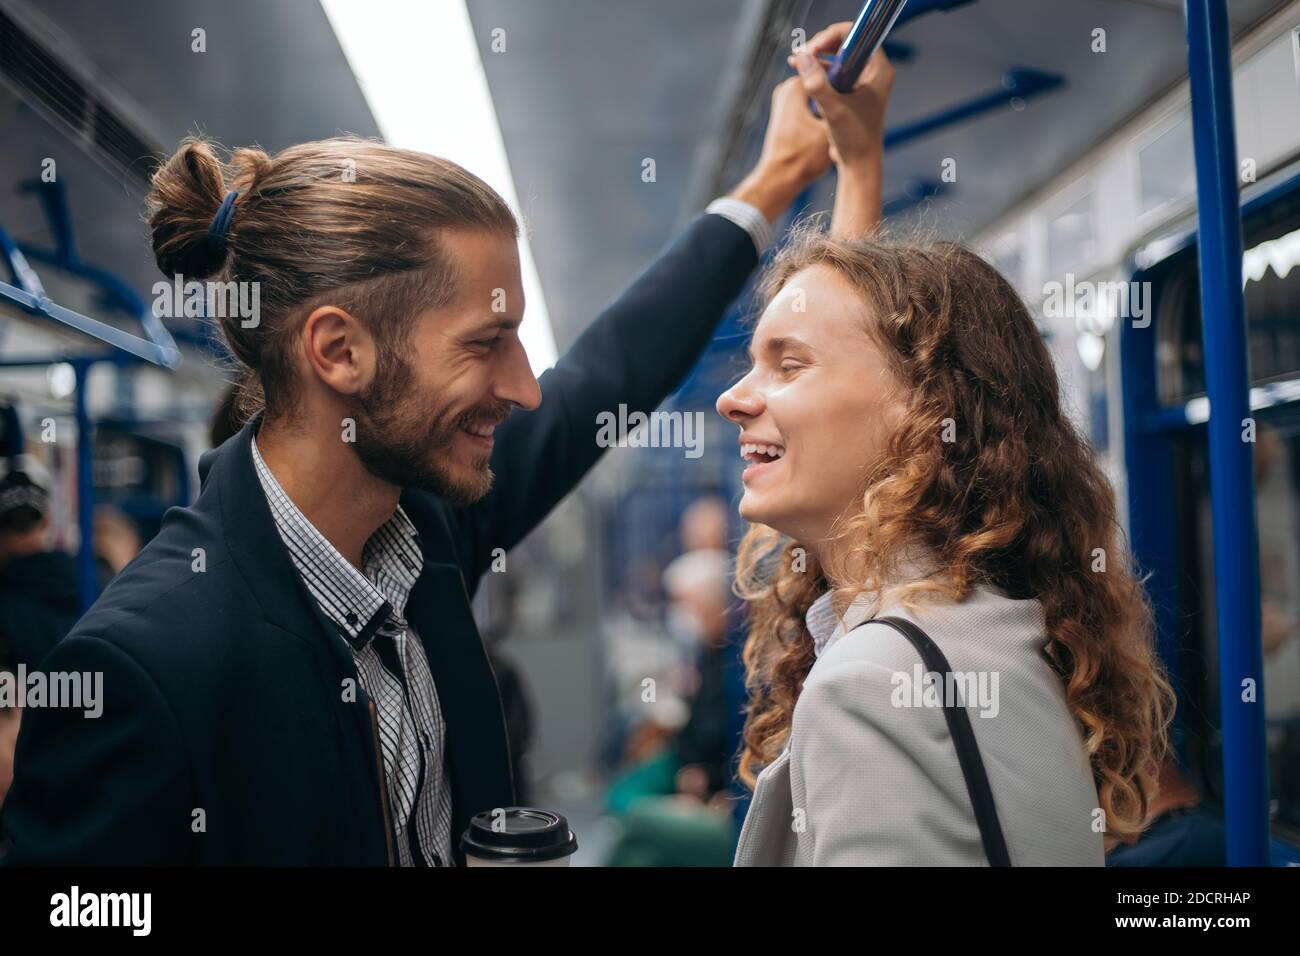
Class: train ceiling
0,0,1289,356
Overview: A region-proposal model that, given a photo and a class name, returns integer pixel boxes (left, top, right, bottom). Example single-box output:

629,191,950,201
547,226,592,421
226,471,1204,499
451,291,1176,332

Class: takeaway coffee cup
461,807,578,866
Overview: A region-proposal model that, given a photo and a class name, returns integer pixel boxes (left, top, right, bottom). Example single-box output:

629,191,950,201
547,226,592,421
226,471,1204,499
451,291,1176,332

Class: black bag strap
873,616,1012,867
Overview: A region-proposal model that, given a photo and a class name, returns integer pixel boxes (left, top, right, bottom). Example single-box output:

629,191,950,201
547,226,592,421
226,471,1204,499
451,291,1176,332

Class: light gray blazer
733,584,1106,866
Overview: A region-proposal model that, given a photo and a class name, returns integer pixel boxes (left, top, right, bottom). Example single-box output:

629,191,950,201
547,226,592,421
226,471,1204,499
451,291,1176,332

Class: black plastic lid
460,807,578,862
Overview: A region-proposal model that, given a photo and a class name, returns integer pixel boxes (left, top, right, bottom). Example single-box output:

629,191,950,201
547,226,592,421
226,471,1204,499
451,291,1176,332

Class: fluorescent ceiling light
321,0,558,373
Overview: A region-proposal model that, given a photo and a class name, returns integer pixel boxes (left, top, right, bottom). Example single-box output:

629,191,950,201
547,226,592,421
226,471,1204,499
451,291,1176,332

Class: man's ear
301,304,375,396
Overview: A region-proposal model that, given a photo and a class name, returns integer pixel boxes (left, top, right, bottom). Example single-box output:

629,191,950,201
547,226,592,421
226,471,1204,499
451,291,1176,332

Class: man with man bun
2,75,838,865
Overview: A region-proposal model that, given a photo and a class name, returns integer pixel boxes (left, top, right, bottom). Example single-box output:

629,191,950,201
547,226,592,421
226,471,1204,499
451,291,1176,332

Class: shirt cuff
705,197,773,257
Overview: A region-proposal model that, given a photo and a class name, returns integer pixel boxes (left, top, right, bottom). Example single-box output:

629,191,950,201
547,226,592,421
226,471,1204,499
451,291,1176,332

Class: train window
1157,216,1300,404
1181,412,1300,839
1083,340,1109,453
1139,116,1197,216
1157,199,1300,840
1047,191,1098,278
982,231,1025,294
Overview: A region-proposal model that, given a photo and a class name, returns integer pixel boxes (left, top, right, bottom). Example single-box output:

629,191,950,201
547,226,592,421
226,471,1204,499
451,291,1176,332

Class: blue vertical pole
73,359,96,612
1185,0,1269,865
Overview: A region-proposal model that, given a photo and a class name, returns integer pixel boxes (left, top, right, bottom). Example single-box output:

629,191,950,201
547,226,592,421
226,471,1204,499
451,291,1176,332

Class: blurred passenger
680,495,729,553
0,456,78,669
1105,758,1225,866
91,505,142,592
4,69,835,864
663,547,734,800
1255,425,1300,689
604,546,736,865
1250,423,1299,829
601,557,679,757
720,22,1171,866
602,500,743,865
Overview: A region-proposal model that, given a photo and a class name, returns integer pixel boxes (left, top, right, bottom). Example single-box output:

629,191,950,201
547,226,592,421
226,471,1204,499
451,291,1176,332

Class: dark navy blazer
0,213,757,865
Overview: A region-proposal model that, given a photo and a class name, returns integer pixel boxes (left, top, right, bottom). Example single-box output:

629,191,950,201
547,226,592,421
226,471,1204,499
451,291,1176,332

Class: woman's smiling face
716,264,906,547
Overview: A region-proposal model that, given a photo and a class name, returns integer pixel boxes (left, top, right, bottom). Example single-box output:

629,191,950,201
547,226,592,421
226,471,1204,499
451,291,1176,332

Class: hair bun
145,137,230,279
228,146,273,194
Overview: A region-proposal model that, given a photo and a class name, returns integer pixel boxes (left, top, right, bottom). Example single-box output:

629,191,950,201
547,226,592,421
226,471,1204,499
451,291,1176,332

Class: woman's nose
717,378,763,424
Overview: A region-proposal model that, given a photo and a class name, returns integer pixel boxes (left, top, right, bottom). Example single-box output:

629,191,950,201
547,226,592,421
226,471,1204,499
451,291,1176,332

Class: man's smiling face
349,229,542,504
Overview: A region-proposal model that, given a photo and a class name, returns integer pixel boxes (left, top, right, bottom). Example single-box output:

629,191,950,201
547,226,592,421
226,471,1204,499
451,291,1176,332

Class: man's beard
348,355,509,506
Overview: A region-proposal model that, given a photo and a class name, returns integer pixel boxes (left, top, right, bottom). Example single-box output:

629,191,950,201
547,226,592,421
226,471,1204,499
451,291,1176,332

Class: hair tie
207,189,240,256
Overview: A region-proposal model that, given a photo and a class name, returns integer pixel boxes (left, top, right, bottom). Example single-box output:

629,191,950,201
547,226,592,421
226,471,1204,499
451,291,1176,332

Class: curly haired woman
721,25,1174,866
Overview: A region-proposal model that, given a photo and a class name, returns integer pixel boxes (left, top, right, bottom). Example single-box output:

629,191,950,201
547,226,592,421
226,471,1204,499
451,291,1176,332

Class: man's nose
497,337,542,412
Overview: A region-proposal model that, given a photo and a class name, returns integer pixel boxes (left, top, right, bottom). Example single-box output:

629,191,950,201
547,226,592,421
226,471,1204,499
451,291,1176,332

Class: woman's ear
301,304,375,396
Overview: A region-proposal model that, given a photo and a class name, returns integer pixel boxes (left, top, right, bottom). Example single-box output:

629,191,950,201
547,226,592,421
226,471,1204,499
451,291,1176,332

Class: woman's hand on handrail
790,21,896,237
